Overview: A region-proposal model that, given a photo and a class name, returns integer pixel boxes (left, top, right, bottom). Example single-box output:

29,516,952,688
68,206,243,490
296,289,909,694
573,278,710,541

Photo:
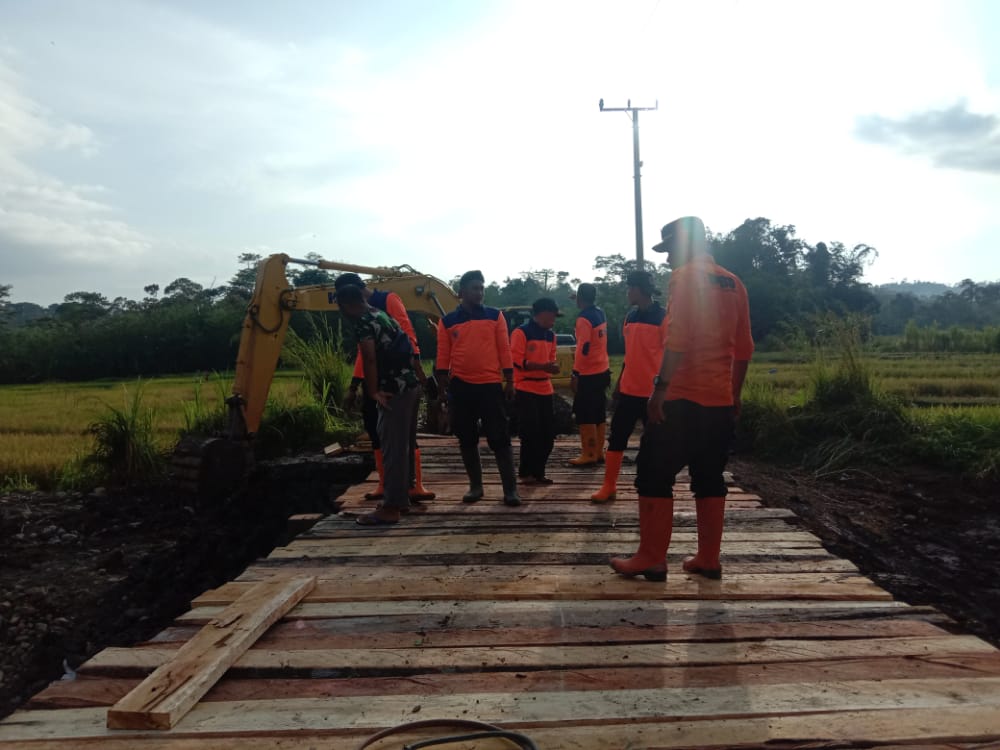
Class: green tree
163,277,204,301
56,291,111,327
290,252,335,286
228,253,262,298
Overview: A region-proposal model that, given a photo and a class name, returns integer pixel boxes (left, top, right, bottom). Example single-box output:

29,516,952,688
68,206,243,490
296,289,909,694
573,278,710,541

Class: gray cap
652,216,706,253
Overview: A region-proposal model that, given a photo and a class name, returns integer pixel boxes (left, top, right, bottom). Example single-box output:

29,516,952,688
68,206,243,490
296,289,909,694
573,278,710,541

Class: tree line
2,218,1000,384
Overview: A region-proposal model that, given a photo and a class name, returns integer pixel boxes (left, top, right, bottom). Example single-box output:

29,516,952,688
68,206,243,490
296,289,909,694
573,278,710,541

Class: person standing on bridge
435,270,521,507
610,216,754,581
511,297,562,485
589,270,669,503
335,284,422,526
338,273,435,504
567,283,611,467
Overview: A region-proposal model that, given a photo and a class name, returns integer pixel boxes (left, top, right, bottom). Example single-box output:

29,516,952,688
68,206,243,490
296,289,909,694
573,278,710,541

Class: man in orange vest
510,297,562,484
568,283,611,466
436,270,521,507
590,271,668,502
610,216,754,581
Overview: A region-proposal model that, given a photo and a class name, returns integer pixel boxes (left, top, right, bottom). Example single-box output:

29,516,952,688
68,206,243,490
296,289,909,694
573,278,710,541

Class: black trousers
449,377,510,452
516,391,554,478
635,399,735,498
572,371,610,424
607,393,648,451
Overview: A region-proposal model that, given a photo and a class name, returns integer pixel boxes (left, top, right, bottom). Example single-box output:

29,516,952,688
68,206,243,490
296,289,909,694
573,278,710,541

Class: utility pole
599,98,658,269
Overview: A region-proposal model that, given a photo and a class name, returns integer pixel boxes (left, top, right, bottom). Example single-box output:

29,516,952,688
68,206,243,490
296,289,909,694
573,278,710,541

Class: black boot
495,446,522,507
460,444,484,503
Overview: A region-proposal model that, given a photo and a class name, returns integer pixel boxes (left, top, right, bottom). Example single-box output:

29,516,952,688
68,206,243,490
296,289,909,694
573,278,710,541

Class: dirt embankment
0,453,368,720
731,458,1000,647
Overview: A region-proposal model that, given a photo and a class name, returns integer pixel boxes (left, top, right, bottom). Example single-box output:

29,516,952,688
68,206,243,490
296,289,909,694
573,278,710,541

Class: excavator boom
175,253,576,495
232,254,458,437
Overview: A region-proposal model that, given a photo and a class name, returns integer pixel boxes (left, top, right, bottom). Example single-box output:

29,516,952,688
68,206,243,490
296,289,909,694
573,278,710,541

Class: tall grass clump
79,381,165,488
741,315,911,474
180,373,231,436
255,387,330,458
737,378,798,456
282,315,354,414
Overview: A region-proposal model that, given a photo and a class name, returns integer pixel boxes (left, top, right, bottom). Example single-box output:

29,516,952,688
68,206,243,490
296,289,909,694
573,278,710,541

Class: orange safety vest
511,320,556,396
619,302,669,398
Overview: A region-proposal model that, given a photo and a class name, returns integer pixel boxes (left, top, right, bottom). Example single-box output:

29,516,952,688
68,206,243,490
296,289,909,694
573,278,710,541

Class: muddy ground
1,454,998,721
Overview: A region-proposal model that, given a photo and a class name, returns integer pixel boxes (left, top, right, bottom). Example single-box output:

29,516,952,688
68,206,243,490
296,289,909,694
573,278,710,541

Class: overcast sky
2,0,1000,305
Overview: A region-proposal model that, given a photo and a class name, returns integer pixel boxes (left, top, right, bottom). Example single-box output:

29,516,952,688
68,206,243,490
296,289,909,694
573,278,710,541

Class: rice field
749,352,1000,406
0,372,309,489
3,352,999,489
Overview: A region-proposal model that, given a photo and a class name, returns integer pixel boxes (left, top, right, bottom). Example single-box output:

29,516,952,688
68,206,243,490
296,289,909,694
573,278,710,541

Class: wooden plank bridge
2,436,1000,748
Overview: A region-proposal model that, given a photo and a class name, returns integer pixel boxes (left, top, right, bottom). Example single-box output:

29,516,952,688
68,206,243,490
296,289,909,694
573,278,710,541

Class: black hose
353,719,537,750
406,730,538,750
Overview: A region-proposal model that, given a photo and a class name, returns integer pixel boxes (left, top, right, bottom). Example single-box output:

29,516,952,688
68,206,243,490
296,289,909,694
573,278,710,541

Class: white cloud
2,0,1000,305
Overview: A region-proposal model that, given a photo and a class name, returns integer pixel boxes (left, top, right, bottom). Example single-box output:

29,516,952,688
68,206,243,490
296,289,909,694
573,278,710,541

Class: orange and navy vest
619,302,669,398
511,320,556,396
436,305,514,385
572,305,609,376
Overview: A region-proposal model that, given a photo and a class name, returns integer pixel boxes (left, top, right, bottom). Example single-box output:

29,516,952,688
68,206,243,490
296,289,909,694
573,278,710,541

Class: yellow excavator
173,253,575,494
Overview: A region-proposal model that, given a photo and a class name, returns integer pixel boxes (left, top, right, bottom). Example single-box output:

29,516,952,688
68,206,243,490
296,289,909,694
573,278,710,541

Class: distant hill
876,281,953,299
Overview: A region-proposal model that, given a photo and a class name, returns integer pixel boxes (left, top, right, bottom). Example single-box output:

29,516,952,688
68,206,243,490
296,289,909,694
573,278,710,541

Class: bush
180,373,231,436
81,381,165,488
254,382,362,459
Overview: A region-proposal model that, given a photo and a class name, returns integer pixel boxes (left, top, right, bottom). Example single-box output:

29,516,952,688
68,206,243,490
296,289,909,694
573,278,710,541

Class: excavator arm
175,253,577,496
229,254,459,438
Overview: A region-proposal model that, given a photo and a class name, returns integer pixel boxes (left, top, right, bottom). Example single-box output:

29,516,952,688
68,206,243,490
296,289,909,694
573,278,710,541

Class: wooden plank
337,489,763,505
322,442,344,456
269,539,828,556
175,597,922,625
305,508,802,534
144,617,946,650
253,556,858,574
105,576,316,731
81,636,995,676
32,652,1000,709
6,679,1000,740
195,572,894,603
278,529,824,548
2,708,998,748
335,501,764,516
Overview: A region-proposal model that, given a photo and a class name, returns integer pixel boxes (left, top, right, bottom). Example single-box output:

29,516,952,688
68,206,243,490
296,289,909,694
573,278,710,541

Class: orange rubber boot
364,449,385,501
609,497,673,581
595,422,607,464
682,497,725,579
568,425,599,466
590,450,623,503
409,449,436,501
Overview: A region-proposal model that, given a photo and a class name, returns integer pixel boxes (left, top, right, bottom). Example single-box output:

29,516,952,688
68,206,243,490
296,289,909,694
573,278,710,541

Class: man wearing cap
610,216,753,581
435,270,521,507
511,298,562,484
567,283,611,467
335,284,421,526
590,270,669,504
337,273,435,504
